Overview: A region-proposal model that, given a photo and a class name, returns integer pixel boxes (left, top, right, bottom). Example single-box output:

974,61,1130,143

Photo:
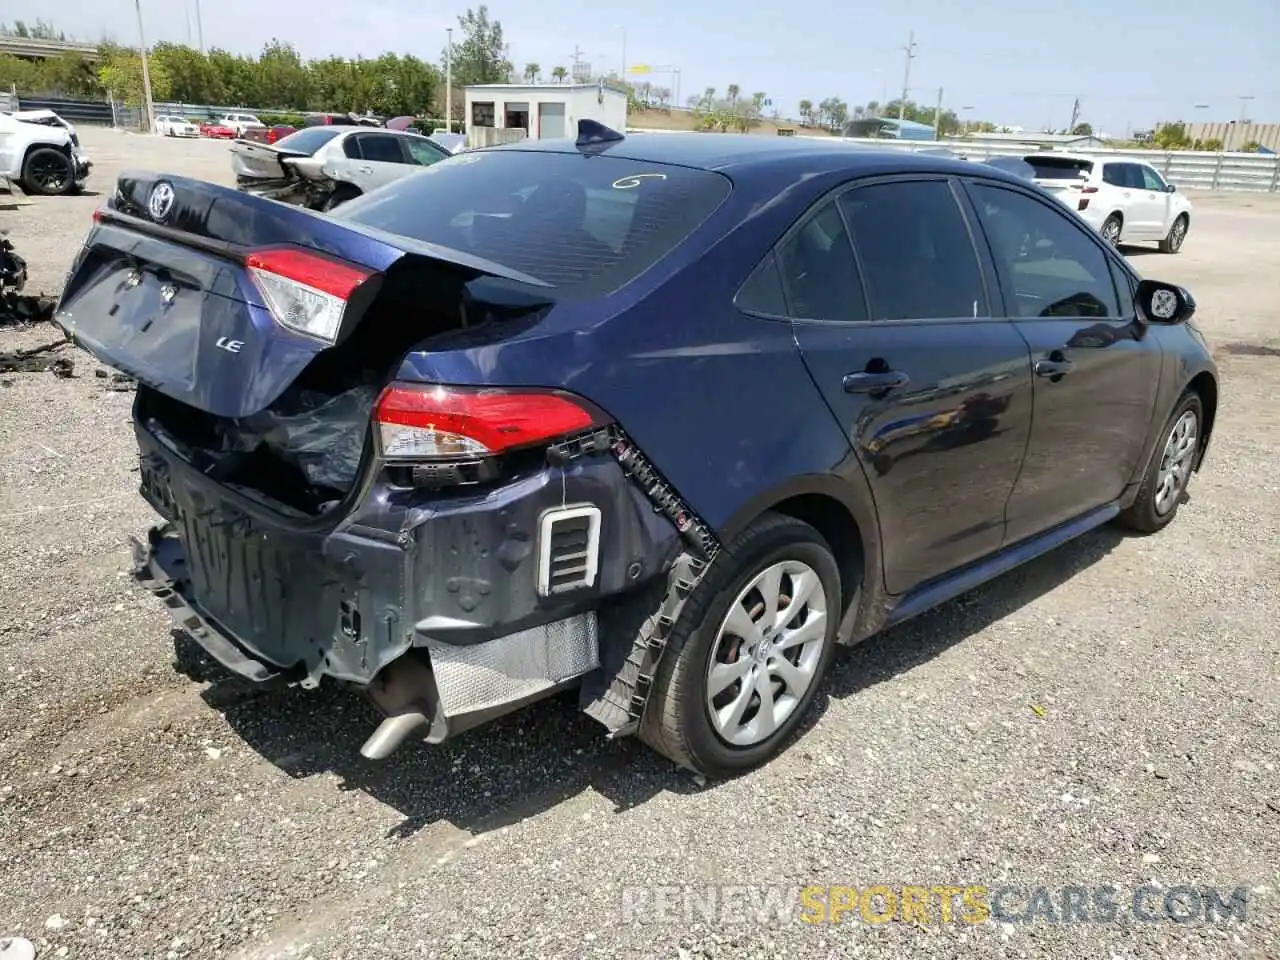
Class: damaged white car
0,109,92,196
231,125,452,211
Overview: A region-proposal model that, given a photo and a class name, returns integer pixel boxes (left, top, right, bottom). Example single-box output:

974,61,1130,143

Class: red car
199,121,236,140
239,124,297,146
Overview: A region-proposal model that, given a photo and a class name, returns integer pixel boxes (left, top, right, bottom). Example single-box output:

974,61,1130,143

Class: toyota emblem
148,181,176,222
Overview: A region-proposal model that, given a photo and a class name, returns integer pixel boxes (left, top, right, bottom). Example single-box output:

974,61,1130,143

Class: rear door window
334,151,732,298
776,200,867,323
839,179,987,320
356,134,409,163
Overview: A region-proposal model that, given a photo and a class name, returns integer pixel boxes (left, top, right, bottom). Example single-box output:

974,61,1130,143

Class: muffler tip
360,712,431,760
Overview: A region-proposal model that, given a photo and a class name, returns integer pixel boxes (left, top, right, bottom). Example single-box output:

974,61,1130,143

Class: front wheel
639,512,843,777
1159,215,1189,254
21,147,74,196
1117,390,1203,533
320,185,362,212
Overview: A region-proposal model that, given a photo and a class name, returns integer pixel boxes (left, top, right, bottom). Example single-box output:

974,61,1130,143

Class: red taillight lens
245,247,373,344
374,384,604,460
92,208,104,222
1078,198,1090,211
1081,185,1098,194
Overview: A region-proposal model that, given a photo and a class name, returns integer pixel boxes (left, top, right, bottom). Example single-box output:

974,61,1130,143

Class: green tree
1240,140,1262,152
726,83,739,104
445,6,510,86
1153,122,1191,150
98,49,172,107
798,99,813,126
1202,137,1223,152
3,19,67,40
551,65,567,83
151,42,223,103
523,62,540,83
254,40,311,109
1071,121,1093,136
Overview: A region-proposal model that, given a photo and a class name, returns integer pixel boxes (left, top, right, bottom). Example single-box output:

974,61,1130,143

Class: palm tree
551,65,568,83
523,62,540,83
799,99,813,126
727,84,740,104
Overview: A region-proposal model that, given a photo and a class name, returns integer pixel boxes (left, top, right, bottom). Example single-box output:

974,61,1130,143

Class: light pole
1235,94,1254,149
617,25,627,81
445,27,453,133
134,0,155,133
194,0,205,53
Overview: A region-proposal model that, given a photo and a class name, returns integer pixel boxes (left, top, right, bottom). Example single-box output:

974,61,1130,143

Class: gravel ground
1,127,1277,960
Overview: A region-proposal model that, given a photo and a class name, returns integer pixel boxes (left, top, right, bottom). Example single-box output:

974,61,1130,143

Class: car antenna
575,119,625,152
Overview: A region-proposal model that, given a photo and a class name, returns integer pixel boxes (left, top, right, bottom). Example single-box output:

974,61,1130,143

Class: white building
463,82,628,142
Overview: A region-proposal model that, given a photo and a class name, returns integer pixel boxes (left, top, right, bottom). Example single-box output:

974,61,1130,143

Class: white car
1019,153,1193,253
0,110,92,195
219,113,265,137
155,115,200,138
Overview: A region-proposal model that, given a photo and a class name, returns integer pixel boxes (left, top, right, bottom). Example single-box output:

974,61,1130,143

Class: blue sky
13,0,1279,134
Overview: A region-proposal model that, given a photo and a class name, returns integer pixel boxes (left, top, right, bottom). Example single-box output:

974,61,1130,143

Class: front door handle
843,370,909,395
358,165,374,174
1034,350,1074,379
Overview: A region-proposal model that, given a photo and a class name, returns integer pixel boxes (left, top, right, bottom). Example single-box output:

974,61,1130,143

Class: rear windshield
1025,157,1092,179
333,150,733,298
274,127,341,153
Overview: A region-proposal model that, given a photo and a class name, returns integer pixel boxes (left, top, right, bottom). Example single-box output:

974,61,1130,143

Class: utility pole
618,25,627,81
898,30,916,121
1068,97,1080,134
445,27,453,133
932,86,942,140
195,0,205,53
1236,94,1254,149
134,0,155,133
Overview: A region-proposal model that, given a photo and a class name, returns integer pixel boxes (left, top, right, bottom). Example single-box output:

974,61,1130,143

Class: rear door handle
1034,350,1074,379
842,370,909,394
358,165,374,174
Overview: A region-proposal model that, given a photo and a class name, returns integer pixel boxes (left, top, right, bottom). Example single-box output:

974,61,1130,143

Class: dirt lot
1,127,1278,960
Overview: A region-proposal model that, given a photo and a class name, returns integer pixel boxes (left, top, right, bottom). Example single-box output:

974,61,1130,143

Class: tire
1158,214,1189,254
321,185,361,212
1117,390,1203,533
1100,214,1123,246
639,512,843,777
20,147,74,196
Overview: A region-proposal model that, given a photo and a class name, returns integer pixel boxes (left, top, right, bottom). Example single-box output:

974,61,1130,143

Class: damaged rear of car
232,126,450,212
55,146,732,765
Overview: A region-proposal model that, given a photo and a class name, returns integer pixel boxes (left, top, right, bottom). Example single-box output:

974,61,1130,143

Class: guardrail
627,128,1280,193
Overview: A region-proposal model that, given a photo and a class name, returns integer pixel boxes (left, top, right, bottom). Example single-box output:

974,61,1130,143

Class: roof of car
484,131,1009,181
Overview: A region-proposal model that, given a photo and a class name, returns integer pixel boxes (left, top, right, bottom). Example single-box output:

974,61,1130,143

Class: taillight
1081,185,1098,194
245,247,373,344
1078,185,1097,211
373,383,606,460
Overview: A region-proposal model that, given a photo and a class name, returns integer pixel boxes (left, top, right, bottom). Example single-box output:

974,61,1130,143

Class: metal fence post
1211,152,1224,191
1163,153,1173,177
1271,158,1280,193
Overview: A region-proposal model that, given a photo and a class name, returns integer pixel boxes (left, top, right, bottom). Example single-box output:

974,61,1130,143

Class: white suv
1020,154,1193,253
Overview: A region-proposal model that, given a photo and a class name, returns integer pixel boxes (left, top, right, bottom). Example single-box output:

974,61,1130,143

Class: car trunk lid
56,172,552,421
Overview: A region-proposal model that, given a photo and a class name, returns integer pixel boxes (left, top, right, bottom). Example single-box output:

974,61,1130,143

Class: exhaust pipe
361,711,431,760
360,653,443,760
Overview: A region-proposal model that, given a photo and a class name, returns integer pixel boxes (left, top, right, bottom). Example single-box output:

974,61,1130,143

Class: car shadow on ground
173,524,1127,838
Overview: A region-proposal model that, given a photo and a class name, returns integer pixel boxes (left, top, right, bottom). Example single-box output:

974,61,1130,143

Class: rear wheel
1159,214,1189,254
21,147,74,196
639,512,842,777
1117,390,1202,533
1100,214,1123,246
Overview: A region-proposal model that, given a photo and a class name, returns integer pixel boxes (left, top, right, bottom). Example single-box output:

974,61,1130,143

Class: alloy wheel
29,156,69,192
704,560,829,747
1154,410,1198,515
1169,218,1187,252
1102,218,1121,245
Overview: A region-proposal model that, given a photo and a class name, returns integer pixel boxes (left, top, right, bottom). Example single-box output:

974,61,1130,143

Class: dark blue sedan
56,121,1218,777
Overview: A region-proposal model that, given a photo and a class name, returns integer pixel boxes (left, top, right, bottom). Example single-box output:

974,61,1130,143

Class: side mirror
1136,278,1195,325
1166,183,1177,193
